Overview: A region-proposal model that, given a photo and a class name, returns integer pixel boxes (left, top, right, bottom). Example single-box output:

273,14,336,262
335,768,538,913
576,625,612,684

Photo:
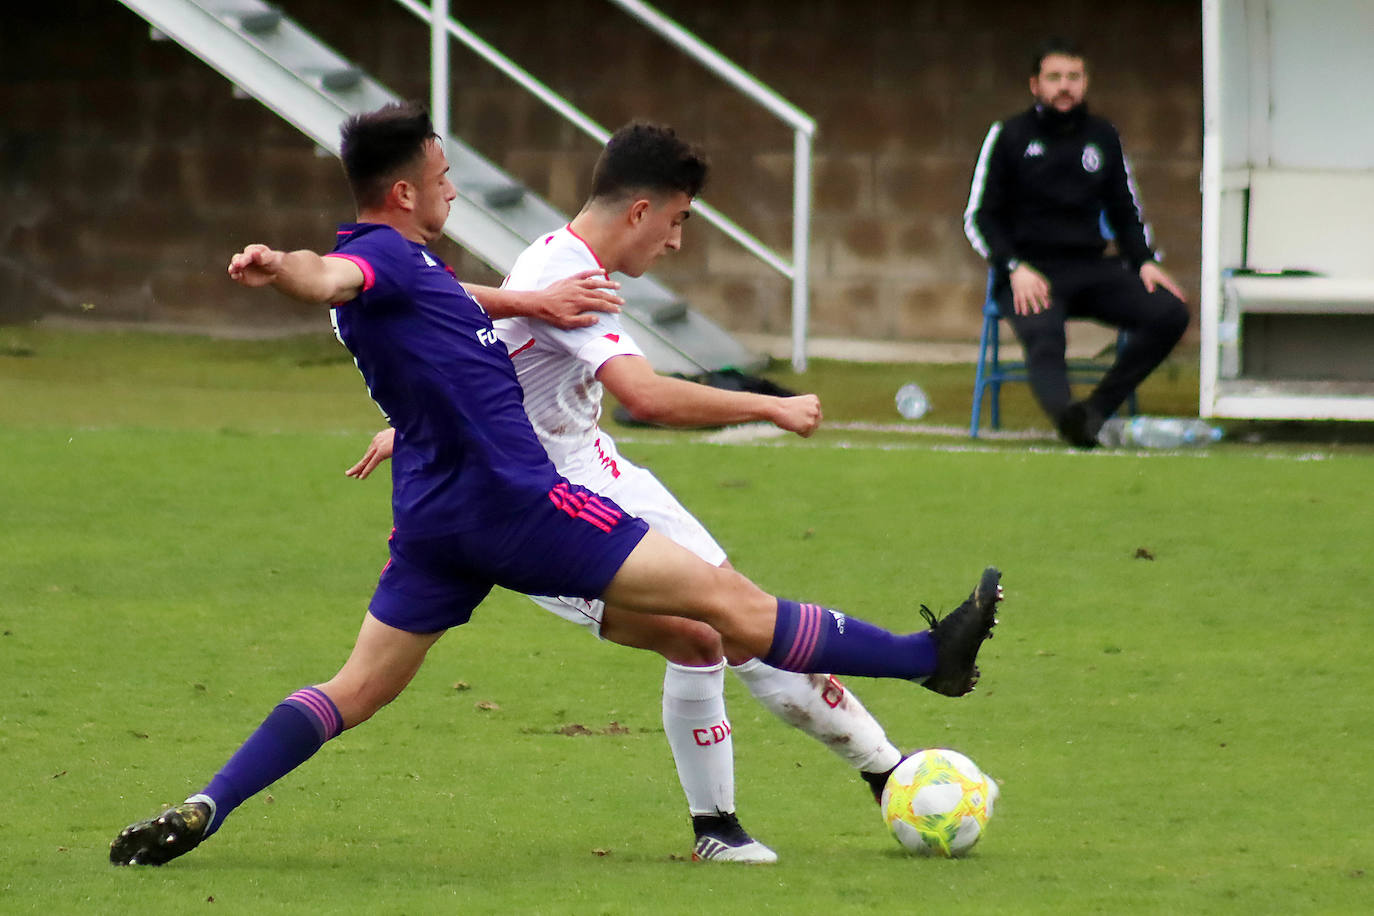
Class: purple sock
199,687,343,837
763,599,937,679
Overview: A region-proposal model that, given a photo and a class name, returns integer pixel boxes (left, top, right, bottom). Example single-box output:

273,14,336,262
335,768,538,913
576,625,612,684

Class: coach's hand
1139,261,1187,302
346,428,396,480
535,270,624,329
1010,262,1051,315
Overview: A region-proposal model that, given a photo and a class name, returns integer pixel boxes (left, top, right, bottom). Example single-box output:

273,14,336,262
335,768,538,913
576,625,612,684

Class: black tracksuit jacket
963,104,1156,273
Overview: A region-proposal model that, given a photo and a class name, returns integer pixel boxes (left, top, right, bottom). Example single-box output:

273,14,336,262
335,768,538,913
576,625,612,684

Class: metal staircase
117,0,761,375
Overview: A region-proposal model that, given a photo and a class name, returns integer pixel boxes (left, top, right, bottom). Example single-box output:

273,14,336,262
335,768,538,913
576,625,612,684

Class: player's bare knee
604,609,724,665
316,678,400,729
659,618,724,666
722,645,756,667
693,567,776,643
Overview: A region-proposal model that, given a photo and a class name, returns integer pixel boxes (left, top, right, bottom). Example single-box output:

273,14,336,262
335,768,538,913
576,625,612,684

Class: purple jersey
327,223,562,536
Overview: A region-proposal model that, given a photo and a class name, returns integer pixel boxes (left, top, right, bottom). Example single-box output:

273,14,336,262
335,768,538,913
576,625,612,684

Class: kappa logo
1081,144,1103,173
828,609,847,634
1024,140,1045,158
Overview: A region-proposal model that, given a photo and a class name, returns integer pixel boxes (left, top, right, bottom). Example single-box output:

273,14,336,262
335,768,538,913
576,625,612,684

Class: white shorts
531,438,726,637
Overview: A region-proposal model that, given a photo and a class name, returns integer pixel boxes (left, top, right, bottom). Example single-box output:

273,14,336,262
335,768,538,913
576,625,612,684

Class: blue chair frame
970,272,1137,437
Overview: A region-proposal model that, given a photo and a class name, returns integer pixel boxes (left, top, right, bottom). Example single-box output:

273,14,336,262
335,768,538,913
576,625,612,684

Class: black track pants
993,257,1189,422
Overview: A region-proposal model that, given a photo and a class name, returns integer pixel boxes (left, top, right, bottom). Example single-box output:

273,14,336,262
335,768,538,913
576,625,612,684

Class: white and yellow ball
880,748,998,858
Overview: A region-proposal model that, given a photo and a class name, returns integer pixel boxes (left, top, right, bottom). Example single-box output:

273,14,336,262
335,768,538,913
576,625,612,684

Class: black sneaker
110,801,211,866
918,567,1003,697
1057,401,1103,449
691,812,778,864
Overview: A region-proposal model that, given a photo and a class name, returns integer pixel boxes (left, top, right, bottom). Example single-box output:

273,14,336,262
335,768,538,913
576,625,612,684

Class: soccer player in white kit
349,122,906,863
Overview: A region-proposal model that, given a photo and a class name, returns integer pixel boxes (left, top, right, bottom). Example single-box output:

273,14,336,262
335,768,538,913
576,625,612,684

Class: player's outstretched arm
465,270,623,329
227,244,365,305
345,428,395,479
598,354,822,437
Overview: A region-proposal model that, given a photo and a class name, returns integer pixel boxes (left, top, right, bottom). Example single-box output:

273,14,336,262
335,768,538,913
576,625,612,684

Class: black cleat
918,567,1003,697
110,801,211,866
691,812,778,864
861,763,900,804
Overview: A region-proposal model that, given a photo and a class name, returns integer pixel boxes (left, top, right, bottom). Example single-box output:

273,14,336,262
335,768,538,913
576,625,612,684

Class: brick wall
0,0,1201,340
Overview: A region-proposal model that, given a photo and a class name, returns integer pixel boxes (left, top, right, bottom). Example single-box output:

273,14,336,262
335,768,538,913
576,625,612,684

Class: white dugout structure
1201,0,1374,420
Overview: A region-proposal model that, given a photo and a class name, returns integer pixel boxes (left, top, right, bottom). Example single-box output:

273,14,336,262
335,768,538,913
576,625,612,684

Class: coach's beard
1035,100,1088,134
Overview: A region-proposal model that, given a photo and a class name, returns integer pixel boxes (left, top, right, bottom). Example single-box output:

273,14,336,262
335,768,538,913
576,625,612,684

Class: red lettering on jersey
593,437,621,479
603,333,620,343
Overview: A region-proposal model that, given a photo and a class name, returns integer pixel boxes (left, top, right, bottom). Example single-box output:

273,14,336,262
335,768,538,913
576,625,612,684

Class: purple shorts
368,481,649,633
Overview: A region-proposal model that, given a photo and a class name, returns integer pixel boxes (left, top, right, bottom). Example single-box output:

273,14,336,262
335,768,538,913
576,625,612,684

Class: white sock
662,660,735,816
185,793,217,824
729,659,902,774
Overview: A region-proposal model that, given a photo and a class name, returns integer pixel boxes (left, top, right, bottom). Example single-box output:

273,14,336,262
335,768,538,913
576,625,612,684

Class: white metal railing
393,0,817,371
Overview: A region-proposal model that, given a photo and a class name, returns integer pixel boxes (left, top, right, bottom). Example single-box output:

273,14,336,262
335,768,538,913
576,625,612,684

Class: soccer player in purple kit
347,121,944,864
108,102,1003,867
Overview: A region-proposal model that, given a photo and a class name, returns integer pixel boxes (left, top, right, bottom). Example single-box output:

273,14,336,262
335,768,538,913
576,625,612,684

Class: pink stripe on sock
287,690,329,724
801,604,824,663
287,688,342,739
311,690,342,736
796,606,821,668
782,604,822,670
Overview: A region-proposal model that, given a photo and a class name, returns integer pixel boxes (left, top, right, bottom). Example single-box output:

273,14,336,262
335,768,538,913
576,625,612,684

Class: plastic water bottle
1097,416,1223,449
895,383,930,420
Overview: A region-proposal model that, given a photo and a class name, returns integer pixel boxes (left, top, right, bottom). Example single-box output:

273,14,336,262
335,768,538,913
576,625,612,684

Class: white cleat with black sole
690,812,778,864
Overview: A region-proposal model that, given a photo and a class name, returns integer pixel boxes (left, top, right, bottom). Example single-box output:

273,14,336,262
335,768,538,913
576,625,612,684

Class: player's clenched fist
775,394,822,438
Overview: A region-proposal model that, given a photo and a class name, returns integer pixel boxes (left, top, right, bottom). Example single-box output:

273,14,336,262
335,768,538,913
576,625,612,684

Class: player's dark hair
1031,36,1085,76
339,102,438,210
588,122,708,204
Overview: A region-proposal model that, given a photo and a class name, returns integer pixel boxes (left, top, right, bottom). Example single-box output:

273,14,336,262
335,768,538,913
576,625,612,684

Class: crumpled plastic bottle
1097,416,1223,449
895,383,930,420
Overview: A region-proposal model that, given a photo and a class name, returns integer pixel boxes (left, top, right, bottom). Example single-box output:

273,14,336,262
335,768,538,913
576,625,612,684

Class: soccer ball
880,748,999,858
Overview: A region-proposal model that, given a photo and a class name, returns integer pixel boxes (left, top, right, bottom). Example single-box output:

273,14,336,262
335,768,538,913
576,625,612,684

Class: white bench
1221,169,1374,380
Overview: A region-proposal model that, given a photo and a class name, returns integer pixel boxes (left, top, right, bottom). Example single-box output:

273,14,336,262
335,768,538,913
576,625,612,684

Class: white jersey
494,226,726,635
494,226,645,487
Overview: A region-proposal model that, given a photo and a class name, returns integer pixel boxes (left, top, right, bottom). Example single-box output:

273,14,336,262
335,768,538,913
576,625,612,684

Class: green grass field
2,327,1371,914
